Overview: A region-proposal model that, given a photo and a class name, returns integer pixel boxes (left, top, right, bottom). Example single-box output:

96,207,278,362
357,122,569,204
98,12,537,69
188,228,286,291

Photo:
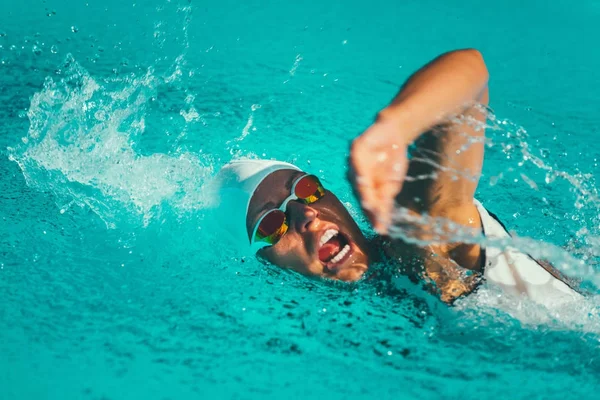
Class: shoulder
436,201,482,233
399,195,483,234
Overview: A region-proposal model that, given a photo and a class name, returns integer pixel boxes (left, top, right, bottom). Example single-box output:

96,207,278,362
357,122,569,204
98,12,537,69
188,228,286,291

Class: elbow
459,48,489,82
444,48,489,102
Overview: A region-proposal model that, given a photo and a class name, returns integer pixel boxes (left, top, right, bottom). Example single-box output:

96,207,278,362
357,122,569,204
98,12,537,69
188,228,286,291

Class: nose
287,201,319,233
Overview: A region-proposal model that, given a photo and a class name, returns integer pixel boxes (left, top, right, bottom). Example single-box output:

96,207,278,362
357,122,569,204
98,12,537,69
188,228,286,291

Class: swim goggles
250,174,325,250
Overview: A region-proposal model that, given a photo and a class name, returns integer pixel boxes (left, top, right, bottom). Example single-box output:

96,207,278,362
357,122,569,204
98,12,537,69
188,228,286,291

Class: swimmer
213,49,581,306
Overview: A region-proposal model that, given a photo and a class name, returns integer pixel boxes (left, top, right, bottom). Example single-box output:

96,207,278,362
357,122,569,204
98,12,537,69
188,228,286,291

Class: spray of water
8,55,213,229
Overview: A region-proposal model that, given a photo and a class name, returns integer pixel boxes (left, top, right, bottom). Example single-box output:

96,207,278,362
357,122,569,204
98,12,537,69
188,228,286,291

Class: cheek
335,265,367,281
261,236,322,276
262,236,306,270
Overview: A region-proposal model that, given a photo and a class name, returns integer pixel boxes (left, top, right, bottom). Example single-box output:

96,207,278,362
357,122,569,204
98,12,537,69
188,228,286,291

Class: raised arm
350,49,489,233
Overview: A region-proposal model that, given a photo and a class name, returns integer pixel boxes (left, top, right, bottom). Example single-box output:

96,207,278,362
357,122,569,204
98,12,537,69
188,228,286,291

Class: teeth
319,229,339,247
330,245,350,264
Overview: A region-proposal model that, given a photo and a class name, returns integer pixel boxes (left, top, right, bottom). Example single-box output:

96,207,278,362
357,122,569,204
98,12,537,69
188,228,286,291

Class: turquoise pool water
2,0,600,398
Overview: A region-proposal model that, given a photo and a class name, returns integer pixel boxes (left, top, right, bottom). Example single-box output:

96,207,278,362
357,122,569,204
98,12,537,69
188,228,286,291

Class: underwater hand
349,118,409,234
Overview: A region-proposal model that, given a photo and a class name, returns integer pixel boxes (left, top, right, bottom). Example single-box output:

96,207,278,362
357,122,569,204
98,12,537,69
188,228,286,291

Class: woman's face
246,169,370,281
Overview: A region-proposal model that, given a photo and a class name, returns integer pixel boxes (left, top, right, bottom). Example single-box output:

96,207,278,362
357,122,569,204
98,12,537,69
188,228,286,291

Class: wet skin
246,169,370,281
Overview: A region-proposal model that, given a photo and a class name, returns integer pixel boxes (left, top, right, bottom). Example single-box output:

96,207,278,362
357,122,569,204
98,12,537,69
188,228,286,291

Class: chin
334,264,368,282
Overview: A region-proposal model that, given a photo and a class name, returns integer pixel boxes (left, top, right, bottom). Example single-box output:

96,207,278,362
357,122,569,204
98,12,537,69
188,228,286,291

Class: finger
347,155,365,190
354,179,381,229
348,162,374,203
359,186,378,218
372,179,402,234
372,196,393,234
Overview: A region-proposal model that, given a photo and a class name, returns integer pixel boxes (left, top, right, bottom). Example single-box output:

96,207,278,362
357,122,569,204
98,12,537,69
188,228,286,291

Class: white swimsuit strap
473,199,580,306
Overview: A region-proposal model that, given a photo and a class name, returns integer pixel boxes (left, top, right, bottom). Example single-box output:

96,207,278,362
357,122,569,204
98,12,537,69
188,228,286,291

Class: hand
349,118,409,234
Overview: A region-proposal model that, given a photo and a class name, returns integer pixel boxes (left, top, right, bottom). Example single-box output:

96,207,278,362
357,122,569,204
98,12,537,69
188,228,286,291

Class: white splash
9,55,213,228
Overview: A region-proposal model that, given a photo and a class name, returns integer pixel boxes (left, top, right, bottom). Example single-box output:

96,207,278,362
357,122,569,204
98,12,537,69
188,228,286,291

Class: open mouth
318,228,353,271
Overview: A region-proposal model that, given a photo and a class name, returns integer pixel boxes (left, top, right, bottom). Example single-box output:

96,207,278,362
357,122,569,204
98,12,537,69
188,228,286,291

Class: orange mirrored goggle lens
254,209,288,244
294,175,325,203
253,175,325,246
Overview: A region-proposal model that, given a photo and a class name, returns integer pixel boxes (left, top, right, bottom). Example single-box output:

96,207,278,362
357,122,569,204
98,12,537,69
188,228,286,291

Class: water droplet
50,45,58,54
32,45,42,55
94,110,106,121
71,26,79,33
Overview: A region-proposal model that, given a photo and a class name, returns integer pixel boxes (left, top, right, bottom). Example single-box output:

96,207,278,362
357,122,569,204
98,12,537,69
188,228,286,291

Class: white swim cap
211,159,301,252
